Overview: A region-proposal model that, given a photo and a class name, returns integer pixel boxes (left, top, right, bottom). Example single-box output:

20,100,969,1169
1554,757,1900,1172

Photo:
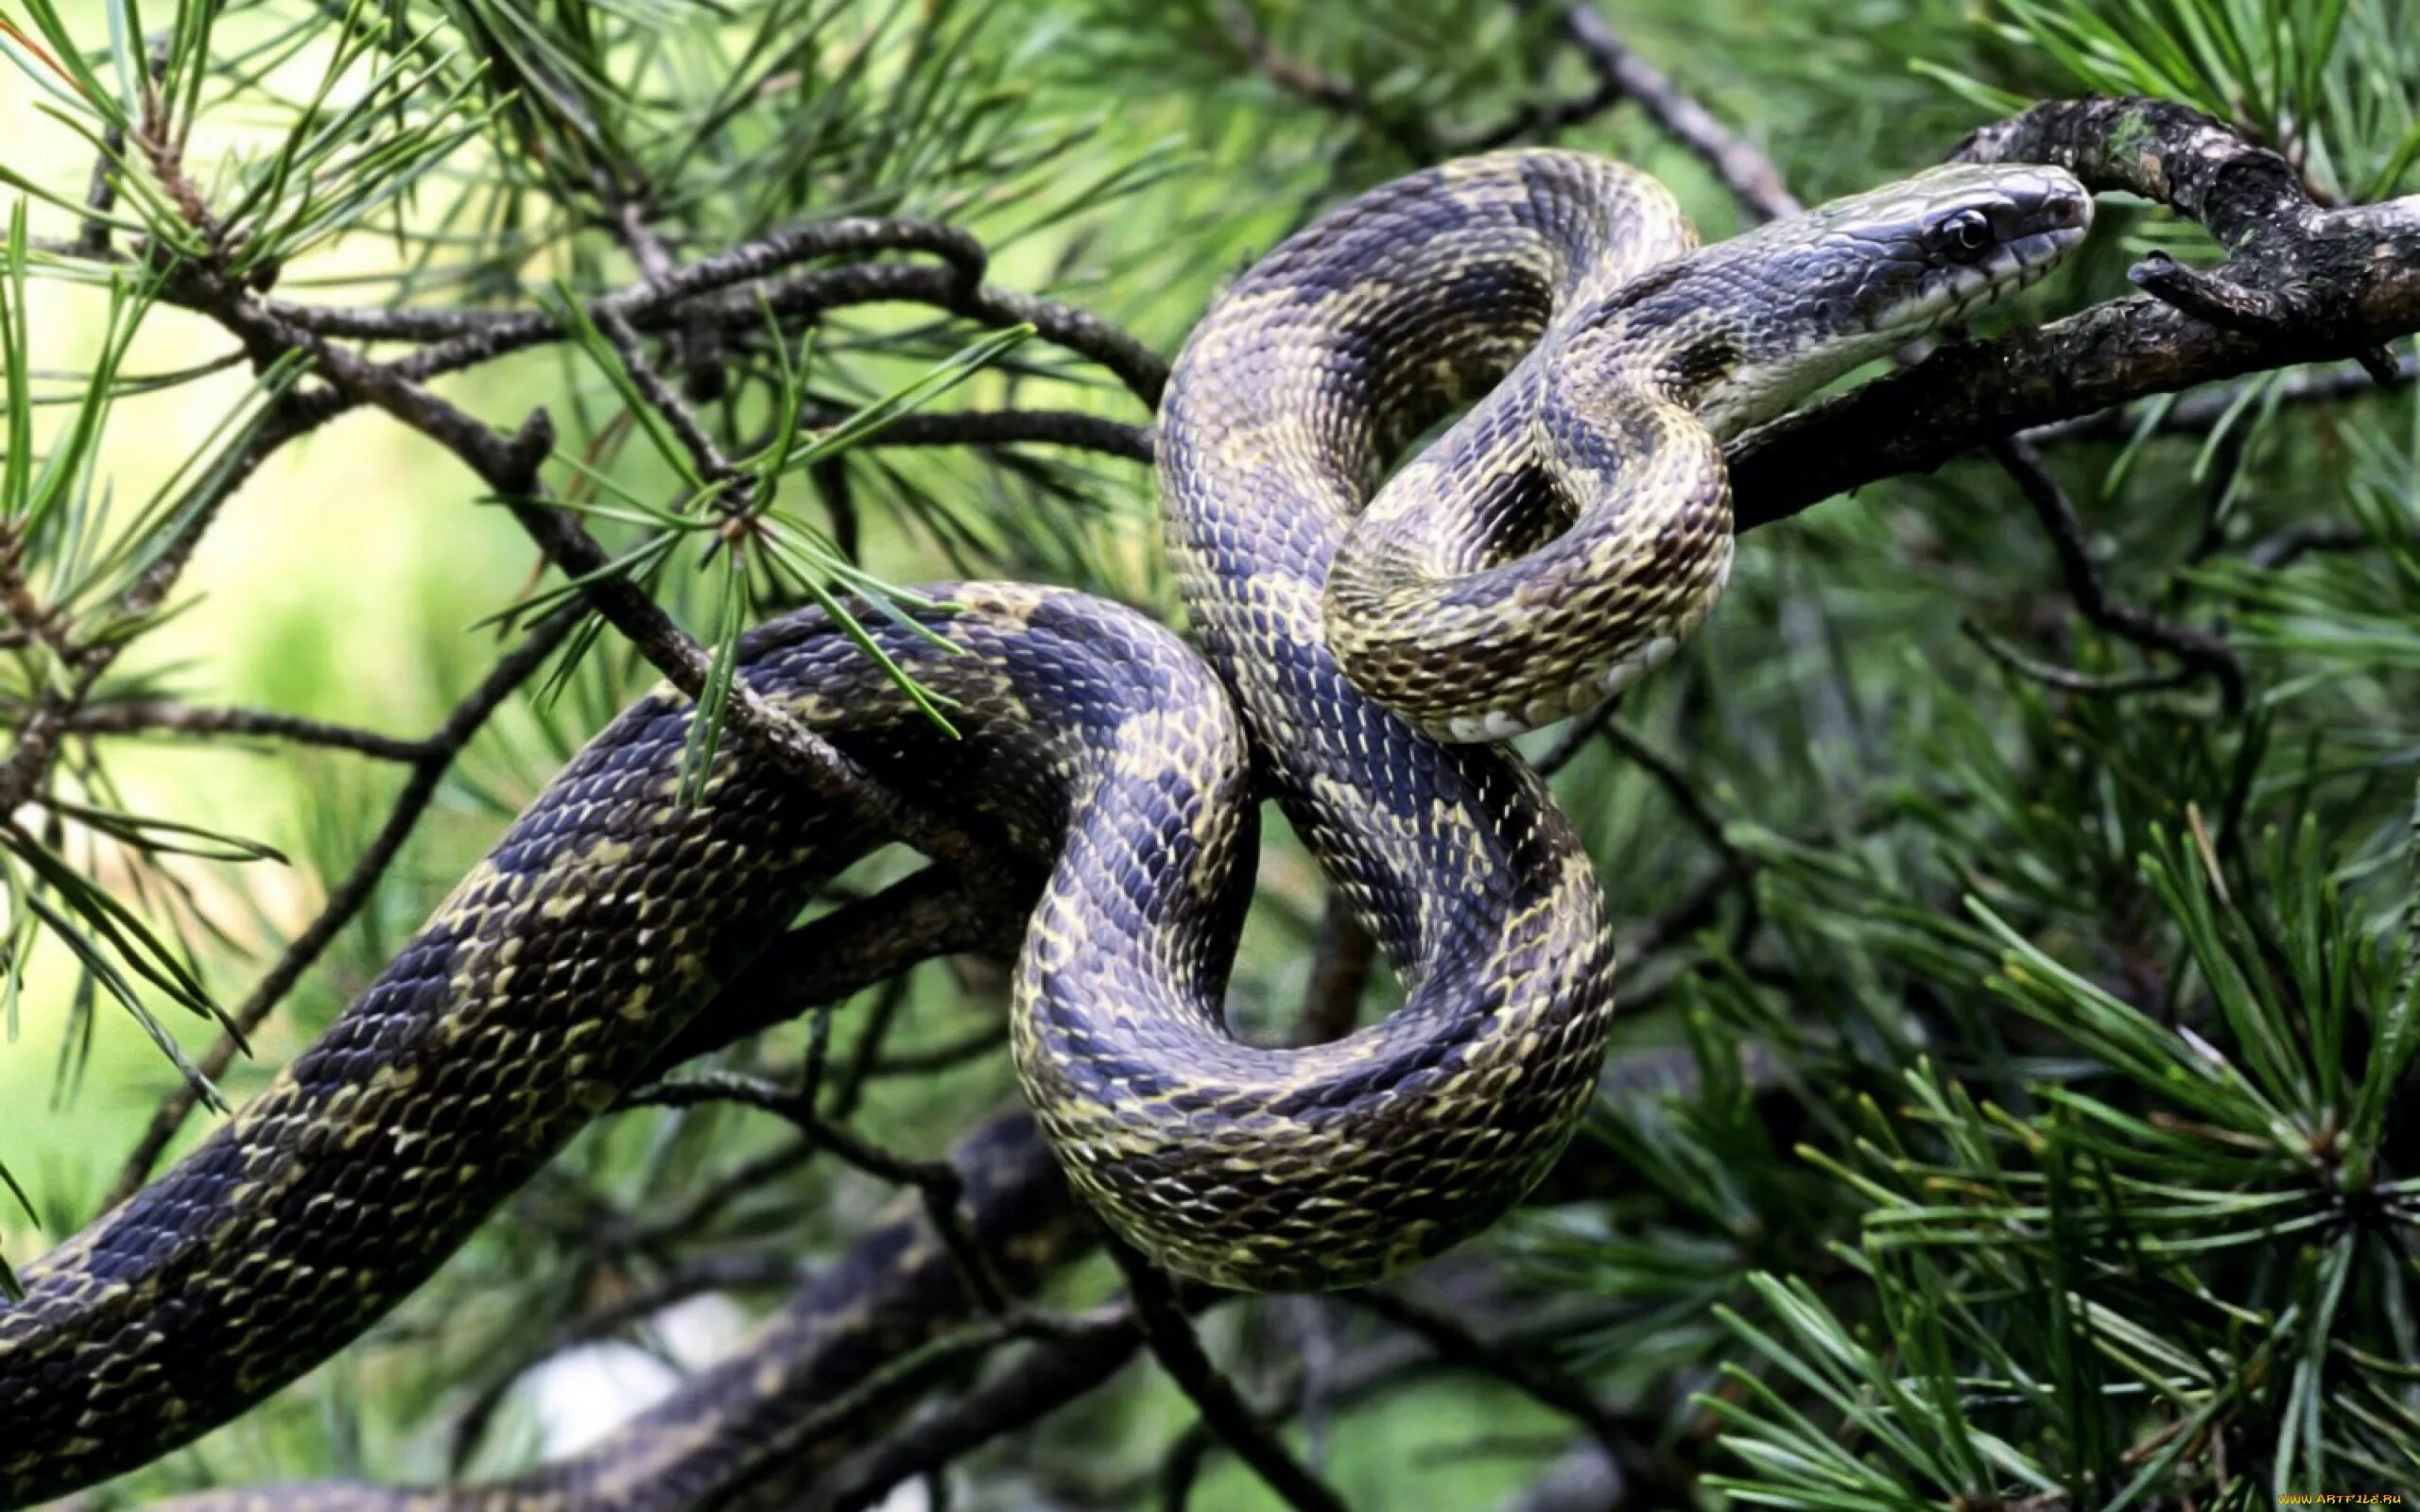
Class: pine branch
1105,1237,1352,1512
1981,436,2246,708
59,701,441,762
159,255,1036,898
1557,4,1801,222
1732,100,2420,526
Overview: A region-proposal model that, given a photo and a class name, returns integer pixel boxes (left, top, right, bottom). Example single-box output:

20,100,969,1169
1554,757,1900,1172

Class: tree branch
1557,4,1802,222
647,868,1024,1073
1731,99,2420,528
275,256,1168,412
811,1318,1150,1512
1344,1288,1651,1471
1105,1238,1351,1512
58,700,441,762
1981,436,2245,708
2021,347,2415,447
620,1070,1014,1314
170,260,1038,897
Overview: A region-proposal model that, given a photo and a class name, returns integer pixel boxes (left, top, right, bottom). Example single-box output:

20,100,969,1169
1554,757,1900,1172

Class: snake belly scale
0,149,2089,1506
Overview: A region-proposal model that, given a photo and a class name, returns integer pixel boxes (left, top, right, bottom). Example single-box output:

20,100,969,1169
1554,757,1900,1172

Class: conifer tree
1,1,2416,1506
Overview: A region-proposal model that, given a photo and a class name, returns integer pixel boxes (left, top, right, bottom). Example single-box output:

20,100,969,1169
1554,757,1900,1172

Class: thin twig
1600,722,1729,855
1105,1239,1351,1512
1456,75,1628,153
1214,0,1365,114
620,1070,1011,1314
1534,694,1623,777
794,404,1154,463
863,1021,1006,1078
593,306,745,490
1557,4,1801,222
1984,436,2246,711
267,216,985,343
2244,517,2381,569
1961,621,2200,696
270,257,1168,410
60,700,439,762
1345,1289,1658,1476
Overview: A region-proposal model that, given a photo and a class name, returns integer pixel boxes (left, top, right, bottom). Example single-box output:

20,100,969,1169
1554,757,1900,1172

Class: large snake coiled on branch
0,149,2089,1507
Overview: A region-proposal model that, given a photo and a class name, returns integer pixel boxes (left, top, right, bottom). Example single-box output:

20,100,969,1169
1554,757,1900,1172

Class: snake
0,148,2090,1508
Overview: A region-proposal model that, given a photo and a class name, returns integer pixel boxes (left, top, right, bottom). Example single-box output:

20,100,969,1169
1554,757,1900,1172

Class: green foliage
0,199,315,1147
1977,0,2420,199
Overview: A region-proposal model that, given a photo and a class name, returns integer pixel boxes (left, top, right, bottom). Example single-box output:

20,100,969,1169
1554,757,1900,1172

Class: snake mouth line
1918,224,2086,326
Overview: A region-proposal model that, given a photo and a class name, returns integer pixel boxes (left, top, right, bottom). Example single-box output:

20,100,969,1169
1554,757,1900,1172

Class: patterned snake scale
0,150,2090,1507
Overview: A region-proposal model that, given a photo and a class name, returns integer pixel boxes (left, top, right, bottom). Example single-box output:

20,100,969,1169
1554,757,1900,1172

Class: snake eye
1933,208,1996,264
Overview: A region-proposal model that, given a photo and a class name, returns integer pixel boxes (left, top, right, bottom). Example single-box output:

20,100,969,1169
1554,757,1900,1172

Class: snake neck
1320,160,2091,745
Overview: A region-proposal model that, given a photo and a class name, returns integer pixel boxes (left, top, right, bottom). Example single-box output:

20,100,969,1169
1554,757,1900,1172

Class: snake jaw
1687,163,2093,437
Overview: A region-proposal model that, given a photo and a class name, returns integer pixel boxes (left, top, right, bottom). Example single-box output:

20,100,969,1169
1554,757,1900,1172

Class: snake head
1614,163,2094,437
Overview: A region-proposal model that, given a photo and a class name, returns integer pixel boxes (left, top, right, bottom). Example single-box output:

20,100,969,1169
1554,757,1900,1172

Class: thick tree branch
1732,99,2420,527
648,868,1023,1073
2022,348,2416,446
811,1320,1150,1512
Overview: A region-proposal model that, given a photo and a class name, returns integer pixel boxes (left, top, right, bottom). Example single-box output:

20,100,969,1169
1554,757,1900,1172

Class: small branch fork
1981,436,2247,709
620,1070,1015,1314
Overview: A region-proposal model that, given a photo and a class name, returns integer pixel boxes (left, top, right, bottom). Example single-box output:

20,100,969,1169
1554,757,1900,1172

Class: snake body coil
0,149,2088,1506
